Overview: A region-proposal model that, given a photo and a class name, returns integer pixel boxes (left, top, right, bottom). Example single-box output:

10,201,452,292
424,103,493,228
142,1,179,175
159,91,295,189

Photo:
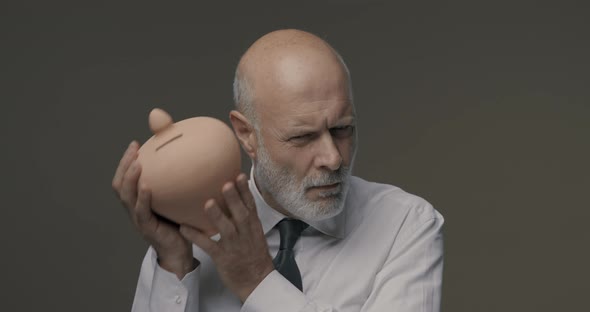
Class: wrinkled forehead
258,98,355,137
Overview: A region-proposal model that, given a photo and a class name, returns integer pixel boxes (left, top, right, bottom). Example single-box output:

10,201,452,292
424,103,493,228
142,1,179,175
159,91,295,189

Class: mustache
303,166,351,189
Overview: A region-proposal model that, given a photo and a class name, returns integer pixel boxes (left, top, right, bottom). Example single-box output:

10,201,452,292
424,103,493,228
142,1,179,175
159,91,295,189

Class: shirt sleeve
361,213,444,312
131,246,201,312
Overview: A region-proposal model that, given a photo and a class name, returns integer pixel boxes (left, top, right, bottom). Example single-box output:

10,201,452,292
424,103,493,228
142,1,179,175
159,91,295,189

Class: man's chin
308,204,345,221
291,199,345,221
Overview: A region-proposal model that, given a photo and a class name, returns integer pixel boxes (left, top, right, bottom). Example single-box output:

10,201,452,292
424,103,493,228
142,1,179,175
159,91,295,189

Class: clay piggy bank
137,108,241,235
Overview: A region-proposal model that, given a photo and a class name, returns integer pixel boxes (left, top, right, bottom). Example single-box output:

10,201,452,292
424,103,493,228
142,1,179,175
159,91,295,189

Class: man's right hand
112,141,198,279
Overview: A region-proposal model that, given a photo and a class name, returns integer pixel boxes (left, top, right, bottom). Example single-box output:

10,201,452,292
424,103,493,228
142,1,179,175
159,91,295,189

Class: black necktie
272,218,308,291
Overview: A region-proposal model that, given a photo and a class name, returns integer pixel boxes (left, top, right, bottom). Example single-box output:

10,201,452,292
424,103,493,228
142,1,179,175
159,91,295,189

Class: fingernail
204,199,215,209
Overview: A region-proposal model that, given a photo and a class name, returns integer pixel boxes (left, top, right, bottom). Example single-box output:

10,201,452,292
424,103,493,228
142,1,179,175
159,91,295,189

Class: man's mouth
309,182,341,191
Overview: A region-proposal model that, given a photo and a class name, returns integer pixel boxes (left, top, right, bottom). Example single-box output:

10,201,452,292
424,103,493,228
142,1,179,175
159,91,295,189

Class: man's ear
229,110,258,159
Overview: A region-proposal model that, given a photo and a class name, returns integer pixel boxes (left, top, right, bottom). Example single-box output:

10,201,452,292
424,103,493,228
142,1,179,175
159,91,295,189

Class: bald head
233,29,353,128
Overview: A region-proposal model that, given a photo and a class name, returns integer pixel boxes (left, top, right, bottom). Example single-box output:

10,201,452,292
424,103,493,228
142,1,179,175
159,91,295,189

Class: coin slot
156,133,183,151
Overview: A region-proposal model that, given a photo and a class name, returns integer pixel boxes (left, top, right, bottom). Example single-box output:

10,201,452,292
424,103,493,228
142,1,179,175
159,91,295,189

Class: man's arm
112,141,201,311
179,173,275,302
360,214,444,311
132,246,201,312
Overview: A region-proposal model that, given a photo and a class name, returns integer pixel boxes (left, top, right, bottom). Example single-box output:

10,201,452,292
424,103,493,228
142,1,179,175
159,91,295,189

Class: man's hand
112,141,197,279
179,173,274,302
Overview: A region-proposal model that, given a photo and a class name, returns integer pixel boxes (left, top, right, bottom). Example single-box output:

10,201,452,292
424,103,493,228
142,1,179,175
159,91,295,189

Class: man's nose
315,132,342,171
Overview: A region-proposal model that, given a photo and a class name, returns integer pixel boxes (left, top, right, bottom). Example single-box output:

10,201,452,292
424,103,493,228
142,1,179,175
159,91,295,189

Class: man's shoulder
347,175,442,226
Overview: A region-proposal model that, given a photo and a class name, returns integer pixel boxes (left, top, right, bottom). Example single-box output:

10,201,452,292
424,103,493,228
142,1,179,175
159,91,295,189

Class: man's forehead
262,99,355,128
257,65,353,116
239,29,355,131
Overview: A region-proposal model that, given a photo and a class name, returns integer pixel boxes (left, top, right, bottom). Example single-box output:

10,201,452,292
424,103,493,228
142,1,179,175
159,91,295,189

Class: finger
119,160,141,208
204,199,237,239
134,184,155,227
112,141,139,190
222,182,249,224
215,195,230,219
236,173,257,214
112,141,139,191
235,174,265,234
180,224,220,257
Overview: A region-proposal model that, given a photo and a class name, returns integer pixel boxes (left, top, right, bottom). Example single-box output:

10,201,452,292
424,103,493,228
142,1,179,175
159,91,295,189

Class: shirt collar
248,167,347,239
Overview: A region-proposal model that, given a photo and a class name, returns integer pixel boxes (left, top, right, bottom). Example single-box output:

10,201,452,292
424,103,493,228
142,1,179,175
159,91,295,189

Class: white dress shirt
132,170,444,312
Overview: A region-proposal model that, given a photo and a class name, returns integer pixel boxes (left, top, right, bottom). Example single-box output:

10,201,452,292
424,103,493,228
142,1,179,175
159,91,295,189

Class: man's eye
290,133,313,141
330,126,355,137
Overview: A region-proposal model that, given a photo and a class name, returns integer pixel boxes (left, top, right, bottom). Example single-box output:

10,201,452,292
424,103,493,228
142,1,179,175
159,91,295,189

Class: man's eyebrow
286,125,316,134
284,117,317,129
285,116,355,134
336,116,355,124
328,116,356,128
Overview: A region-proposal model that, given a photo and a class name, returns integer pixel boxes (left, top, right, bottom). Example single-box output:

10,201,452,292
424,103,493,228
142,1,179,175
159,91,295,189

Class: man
112,29,444,311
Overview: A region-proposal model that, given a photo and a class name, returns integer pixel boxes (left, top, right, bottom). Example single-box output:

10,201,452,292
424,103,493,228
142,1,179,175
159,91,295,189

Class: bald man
113,29,444,312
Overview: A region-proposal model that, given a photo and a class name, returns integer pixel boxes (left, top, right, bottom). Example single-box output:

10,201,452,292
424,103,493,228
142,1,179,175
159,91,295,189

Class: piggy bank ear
149,108,174,134
229,110,257,159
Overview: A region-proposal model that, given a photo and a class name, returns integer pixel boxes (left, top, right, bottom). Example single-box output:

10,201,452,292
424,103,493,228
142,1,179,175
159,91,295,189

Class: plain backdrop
2,1,589,311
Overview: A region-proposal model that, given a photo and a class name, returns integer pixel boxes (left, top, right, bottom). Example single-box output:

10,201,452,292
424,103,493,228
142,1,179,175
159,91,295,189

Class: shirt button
174,295,182,304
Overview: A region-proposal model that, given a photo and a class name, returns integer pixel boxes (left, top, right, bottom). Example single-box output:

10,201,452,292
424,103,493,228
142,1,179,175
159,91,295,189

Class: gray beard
254,142,353,221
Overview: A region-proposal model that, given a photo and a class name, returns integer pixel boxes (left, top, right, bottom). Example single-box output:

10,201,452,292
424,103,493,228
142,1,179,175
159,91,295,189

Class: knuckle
138,227,150,239
112,181,121,192
121,194,137,209
236,210,249,223
138,184,149,194
179,228,192,240
136,216,148,227
223,225,237,237
136,211,151,226
118,193,128,205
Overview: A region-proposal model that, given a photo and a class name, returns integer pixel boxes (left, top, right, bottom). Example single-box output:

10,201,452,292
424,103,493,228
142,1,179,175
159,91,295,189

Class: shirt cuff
149,257,200,311
241,270,309,312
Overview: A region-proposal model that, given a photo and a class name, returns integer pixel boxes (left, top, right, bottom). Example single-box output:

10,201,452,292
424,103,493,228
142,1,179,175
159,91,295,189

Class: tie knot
277,218,308,250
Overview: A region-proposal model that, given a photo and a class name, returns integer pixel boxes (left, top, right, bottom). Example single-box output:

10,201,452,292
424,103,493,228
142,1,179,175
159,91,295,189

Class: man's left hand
179,173,274,302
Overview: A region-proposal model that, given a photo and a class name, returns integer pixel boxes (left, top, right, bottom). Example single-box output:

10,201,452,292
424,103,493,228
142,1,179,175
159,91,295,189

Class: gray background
2,1,589,311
